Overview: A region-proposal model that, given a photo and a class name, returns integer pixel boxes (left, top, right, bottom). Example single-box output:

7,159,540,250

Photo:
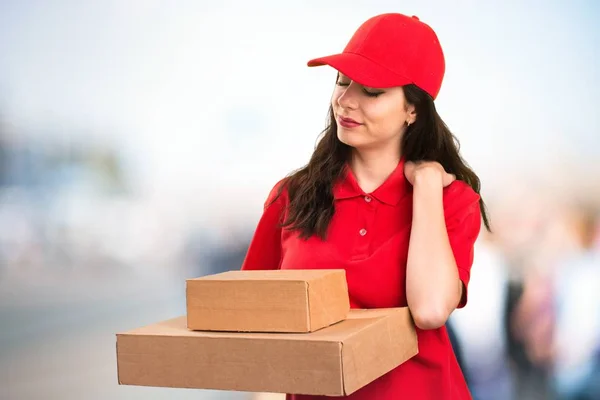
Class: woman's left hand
404,161,456,188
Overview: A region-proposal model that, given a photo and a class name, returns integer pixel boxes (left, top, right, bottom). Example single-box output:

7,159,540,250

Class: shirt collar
333,158,409,206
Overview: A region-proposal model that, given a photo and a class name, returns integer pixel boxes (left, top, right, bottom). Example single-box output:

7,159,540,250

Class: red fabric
307,13,446,99
241,159,481,400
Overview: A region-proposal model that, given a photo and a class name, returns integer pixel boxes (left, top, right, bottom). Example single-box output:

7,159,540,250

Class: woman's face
331,73,415,152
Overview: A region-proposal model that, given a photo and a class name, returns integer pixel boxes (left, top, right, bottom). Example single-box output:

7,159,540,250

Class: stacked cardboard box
116,269,418,396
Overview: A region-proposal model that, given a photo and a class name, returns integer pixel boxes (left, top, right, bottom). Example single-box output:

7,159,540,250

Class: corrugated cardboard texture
186,269,350,333
340,308,419,394
116,308,418,396
306,271,351,333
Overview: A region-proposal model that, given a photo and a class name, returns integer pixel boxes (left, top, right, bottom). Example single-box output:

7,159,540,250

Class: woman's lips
338,116,362,128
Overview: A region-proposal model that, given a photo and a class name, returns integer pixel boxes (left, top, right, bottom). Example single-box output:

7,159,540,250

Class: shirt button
364,196,372,203
359,228,367,236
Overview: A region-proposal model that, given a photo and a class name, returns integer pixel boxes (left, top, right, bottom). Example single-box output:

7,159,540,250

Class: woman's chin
337,131,364,148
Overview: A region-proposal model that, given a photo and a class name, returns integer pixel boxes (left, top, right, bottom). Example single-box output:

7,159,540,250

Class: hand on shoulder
404,160,480,218
404,160,456,188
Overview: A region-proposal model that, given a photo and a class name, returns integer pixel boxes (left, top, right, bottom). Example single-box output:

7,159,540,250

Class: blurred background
0,1,598,399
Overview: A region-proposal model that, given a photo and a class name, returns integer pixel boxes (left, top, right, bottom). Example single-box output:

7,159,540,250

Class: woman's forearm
406,171,462,330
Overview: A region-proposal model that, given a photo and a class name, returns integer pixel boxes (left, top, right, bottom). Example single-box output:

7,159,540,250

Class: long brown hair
273,83,491,239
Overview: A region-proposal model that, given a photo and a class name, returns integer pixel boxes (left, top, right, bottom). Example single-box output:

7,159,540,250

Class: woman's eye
336,81,382,97
363,89,383,97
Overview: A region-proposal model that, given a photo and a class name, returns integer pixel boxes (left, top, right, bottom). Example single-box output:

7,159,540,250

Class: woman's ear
406,105,417,125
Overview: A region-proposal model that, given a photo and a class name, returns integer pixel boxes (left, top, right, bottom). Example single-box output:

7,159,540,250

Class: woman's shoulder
263,177,290,210
442,180,481,219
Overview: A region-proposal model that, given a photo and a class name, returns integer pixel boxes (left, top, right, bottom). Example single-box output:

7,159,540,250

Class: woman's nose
337,82,359,110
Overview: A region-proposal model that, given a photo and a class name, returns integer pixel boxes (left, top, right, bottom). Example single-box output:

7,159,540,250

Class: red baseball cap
307,13,446,99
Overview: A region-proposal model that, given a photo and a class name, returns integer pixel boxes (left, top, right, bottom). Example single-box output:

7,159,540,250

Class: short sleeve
240,180,287,271
443,181,482,308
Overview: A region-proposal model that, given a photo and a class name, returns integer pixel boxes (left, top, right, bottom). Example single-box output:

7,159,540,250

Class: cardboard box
186,269,350,333
116,307,418,396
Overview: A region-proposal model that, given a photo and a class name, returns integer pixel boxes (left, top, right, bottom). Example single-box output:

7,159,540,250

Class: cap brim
307,52,411,88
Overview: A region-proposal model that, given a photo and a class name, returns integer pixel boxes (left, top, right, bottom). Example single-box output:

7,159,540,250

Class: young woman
242,12,490,400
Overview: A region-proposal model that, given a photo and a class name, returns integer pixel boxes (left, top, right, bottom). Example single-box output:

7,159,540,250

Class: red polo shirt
241,158,481,400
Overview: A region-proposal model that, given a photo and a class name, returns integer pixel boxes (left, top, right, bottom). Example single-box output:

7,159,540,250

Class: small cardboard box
186,269,350,333
116,308,418,396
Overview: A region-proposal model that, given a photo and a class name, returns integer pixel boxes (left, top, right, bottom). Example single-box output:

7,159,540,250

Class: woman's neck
349,148,402,194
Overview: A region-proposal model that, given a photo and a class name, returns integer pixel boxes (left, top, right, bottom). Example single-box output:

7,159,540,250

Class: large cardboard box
186,269,350,333
116,308,418,396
